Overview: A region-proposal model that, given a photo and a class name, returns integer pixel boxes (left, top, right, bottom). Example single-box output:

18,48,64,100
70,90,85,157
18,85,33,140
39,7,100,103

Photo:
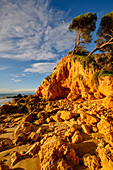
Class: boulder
98,76,113,97
69,123,81,132
65,148,79,167
14,121,32,139
51,111,62,122
0,138,13,151
39,135,79,169
60,110,74,121
71,130,83,143
0,163,9,170
104,132,113,146
80,112,99,125
14,133,26,146
97,117,113,134
83,153,100,170
22,113,34,122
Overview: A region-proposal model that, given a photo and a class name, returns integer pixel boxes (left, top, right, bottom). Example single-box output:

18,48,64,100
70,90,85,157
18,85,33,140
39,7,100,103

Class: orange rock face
103,95,113,110
36,55,113,100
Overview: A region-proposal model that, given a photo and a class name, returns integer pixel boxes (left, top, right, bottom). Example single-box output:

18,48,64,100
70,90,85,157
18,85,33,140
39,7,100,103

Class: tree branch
88,37,113,56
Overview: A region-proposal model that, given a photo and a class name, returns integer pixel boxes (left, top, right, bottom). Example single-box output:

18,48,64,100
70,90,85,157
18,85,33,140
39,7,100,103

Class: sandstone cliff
36,54,113,100
1,53,113,170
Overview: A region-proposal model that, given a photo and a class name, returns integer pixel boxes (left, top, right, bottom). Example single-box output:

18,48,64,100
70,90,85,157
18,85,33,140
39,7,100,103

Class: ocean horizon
0,93,35,106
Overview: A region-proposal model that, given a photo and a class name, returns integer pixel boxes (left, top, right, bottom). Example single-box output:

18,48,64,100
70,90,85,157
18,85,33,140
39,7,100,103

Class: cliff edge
36,53,113,100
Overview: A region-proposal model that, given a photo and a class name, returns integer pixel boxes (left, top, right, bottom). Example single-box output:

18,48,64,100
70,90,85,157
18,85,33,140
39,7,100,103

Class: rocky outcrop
36,55,113,100
39,135,79,169
1,82,113,169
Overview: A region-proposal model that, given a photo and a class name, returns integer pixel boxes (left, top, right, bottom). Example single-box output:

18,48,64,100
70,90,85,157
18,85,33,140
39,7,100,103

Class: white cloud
24,62,57,73
21,74,25,77
0,66,8,71
11,74,19,78
13,89,36,93
0,88,35,94
0,0,73,61
10,78,21,83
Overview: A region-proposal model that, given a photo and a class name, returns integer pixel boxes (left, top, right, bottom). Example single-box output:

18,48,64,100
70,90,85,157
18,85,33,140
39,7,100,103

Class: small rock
46,117,51,123
34,119,44,126
92,126,98,132
26,142,40,155
69,123,81,133
10,151,22,166
65,130,73,138
27,132,36,141
71,131,83,143
35,127,44,141
81,124,91,134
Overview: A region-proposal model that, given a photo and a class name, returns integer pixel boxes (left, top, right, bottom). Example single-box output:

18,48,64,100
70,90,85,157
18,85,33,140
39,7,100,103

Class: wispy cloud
11,74,19,78
10,78,21,83
10,73,26,82
0,88,35,94
13,89,36,93
0,66,8,71
24,62,57,73
0,0,73,61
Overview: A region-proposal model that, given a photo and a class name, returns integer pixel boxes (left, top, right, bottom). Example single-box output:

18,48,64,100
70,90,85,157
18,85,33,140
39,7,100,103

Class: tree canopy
88,11,113,56
68,12,97,54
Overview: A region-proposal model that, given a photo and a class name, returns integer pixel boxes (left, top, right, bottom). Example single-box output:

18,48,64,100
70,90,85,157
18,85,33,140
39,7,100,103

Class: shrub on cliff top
93,70,113,85
45,74,52,82
73,54,98,70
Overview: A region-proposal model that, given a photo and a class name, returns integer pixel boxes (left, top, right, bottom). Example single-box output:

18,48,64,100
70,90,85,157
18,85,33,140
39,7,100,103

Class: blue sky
0,0,113,94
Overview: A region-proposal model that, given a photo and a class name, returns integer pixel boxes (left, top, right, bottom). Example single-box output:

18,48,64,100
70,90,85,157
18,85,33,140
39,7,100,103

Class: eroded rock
83,153,100,170
97,144,113,170
71,130,83,143
39,135,79,169
10,151,22,166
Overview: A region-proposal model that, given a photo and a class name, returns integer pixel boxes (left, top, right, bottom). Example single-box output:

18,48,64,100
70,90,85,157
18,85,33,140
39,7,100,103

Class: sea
0,93,35,106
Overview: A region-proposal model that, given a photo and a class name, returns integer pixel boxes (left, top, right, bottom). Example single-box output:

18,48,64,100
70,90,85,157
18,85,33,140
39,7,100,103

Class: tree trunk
72,41,77,55
88,38,113,56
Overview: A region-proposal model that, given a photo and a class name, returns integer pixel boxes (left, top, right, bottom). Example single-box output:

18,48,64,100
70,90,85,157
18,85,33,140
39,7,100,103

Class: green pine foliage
68,12,97,54
45,74,52,82
72,52,113,85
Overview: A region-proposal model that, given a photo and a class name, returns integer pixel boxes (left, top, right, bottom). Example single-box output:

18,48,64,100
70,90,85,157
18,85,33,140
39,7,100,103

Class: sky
0,0,113,94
